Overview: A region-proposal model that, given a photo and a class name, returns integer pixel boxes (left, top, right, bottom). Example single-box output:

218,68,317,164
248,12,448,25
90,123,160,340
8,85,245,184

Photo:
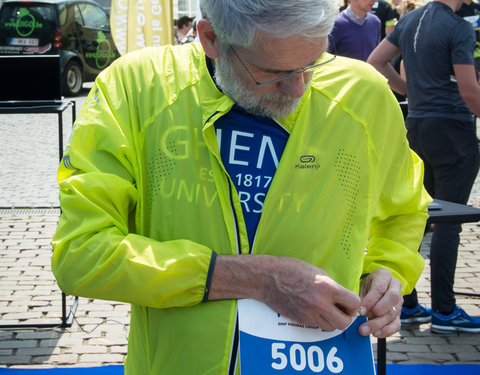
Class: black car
0,0,119,95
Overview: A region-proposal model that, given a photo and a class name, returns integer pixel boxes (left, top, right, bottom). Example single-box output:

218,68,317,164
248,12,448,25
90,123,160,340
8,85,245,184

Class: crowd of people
370,0,480,333
51,0,479,373
329,0,480,333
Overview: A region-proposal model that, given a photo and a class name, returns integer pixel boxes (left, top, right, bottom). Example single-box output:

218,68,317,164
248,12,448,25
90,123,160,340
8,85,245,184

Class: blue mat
0,366,123,374
0,364,479,374
386,364,480,374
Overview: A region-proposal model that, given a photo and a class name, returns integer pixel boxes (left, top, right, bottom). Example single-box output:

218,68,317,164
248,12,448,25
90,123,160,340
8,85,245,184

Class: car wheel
62,61,83,96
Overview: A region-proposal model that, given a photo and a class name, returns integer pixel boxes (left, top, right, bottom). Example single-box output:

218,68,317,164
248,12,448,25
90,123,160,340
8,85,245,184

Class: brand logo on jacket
295,155,321,170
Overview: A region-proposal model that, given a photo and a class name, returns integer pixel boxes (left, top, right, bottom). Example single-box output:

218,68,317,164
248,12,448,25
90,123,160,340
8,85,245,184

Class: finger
361,275,402,318
369,285,402,318
320,292,361,330
324,305,358,331
360,271,390,312
359,302,402,337
300,302,356,331
312,276,361,328
331,286,362,316
372,314,401,338
362,318,401,338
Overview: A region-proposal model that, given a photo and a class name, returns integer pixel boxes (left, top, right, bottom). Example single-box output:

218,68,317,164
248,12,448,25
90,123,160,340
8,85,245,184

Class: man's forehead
244,35,327,70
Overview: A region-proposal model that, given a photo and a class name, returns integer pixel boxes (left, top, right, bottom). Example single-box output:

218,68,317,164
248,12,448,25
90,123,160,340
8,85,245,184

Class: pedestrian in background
456,0,480,78
371,0,397,39
369,0,480,333
329,0,381,61
180,18,198,44
174,15,194,45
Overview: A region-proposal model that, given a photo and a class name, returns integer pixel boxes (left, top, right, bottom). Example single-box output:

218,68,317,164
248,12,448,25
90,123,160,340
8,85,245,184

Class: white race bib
238,299,376,375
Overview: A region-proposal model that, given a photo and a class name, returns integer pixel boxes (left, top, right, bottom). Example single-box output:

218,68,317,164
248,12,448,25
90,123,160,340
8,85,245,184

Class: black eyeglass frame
229,45,336,87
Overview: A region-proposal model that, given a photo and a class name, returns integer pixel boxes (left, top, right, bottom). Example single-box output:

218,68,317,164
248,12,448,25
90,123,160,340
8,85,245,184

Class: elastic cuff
202,251,217,302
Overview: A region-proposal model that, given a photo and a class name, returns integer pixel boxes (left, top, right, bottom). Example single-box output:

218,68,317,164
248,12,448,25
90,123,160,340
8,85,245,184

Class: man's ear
197,19,220,59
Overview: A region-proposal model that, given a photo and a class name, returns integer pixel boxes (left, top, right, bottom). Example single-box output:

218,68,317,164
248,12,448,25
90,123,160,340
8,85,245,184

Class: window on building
176,0,196,19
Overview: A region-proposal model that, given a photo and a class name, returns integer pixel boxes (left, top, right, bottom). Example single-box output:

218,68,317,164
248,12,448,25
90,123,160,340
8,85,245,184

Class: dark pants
403,116,479,313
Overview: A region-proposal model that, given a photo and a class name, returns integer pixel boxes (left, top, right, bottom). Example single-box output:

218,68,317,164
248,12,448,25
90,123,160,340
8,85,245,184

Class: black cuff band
202,251,217,302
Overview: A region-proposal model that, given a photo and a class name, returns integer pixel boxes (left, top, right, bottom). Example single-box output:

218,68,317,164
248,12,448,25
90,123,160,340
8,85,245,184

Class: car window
58,4,67,27
74,4,84,25
78,3,109,29
0,4,56,38
91,0,111,14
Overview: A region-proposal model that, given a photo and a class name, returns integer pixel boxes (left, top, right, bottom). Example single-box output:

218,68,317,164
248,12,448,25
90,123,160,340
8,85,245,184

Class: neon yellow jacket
52,43,430,374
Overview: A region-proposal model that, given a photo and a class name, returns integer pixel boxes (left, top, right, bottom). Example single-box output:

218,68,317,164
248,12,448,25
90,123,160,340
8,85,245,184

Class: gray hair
200,0,338,47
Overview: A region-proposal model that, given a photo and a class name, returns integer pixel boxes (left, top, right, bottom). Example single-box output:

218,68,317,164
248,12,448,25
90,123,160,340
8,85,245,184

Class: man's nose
276,72,308,98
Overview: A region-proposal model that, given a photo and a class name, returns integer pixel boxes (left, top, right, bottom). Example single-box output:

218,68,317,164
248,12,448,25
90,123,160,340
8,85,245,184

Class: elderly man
369,0,480,333
52,0,429,373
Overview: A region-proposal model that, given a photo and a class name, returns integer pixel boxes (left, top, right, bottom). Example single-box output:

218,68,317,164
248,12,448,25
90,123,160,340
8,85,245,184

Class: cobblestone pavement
0,87,479,368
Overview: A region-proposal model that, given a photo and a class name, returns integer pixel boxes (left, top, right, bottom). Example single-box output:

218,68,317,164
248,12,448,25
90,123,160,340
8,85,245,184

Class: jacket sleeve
51,59,215,309
363,79,431,296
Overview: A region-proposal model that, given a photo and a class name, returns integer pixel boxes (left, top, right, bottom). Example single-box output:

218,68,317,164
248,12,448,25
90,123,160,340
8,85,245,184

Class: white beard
213,48,303,119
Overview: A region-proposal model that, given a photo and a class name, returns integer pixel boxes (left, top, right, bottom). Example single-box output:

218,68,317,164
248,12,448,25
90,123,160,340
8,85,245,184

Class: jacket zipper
224,116,289,374
227,177,240,375
205,110,241,375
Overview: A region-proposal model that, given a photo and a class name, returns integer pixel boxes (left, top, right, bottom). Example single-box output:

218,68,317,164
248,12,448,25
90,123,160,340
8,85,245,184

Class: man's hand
358,269,403,338
208,254,361,332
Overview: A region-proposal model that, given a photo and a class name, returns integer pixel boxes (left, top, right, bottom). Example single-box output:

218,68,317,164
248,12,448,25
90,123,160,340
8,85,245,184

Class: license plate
10,38,39,46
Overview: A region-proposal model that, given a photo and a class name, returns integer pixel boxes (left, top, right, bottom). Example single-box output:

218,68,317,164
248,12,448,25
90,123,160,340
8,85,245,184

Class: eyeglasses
229,45,336,87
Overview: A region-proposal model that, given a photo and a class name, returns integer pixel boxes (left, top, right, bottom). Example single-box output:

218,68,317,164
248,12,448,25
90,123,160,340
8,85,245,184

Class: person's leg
402,288,418,309
404,117,437,306
396,118,435,323
405,119,435,198
402,118,423,309
398,118,435,323
416,117,479,314
429,223,461,313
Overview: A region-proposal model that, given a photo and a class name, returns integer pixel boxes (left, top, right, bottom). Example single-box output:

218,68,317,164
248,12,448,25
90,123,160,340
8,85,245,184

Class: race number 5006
271,343,344,373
